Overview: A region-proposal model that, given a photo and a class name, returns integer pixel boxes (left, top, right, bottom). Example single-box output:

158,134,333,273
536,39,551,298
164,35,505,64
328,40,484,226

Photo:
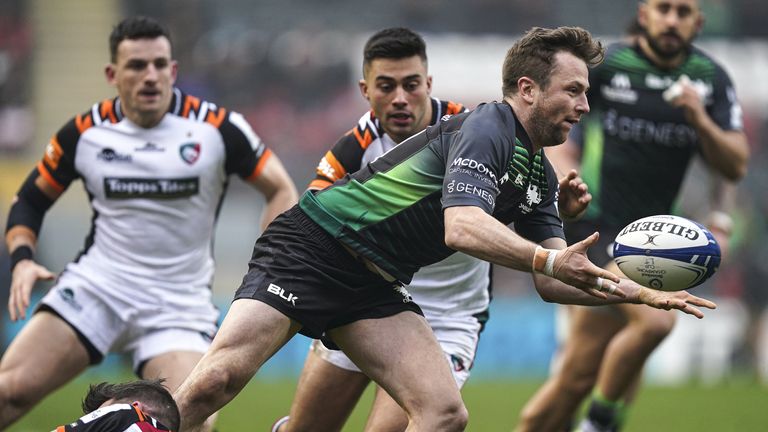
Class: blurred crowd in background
1,0,767,382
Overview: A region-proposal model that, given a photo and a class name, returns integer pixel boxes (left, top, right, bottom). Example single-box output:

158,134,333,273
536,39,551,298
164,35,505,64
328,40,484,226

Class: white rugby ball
613,215,720,291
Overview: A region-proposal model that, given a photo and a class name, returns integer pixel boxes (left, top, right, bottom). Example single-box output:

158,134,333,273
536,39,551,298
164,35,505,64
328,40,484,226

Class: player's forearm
532,273,628,305
692,115,749,180
5,226,37,254
260,186,299,230
444,206,537,272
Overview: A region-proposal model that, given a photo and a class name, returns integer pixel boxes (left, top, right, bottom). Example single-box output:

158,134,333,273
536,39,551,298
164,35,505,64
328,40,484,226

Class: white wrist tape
543,249,557,277
533,246,558,277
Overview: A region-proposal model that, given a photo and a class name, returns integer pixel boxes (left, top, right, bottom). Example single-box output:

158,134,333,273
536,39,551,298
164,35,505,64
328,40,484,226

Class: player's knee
437,400,469,431
638,311,677,343
0,374,41,414
413,396,467,431
554,365,598,399
518,403,546,430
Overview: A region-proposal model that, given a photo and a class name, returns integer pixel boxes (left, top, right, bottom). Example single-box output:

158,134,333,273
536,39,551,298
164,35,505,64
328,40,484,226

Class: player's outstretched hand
551,232,622,299
633,283,717,319
557,169,592,221
8,260,55,321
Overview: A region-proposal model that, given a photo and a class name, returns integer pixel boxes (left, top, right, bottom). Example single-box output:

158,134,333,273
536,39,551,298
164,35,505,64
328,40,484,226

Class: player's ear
426,75,433,94
518,77,536,104
695,11,705,35
105,63,117,85
637,3,648,29
170,60,179,84
359,79,369,101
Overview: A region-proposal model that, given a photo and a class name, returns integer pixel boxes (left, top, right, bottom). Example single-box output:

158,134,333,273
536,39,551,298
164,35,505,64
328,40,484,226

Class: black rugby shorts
564,220,622,268
234,205,422,339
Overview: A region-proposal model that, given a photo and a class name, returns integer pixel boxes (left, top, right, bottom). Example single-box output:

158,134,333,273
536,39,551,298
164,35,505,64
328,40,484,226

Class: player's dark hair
502,26,604,97
82,379,180,430
362,27,427,76
109,16,171,63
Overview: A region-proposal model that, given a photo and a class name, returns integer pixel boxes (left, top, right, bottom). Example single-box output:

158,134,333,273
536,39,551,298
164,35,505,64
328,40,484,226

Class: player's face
639,0,702,59
360,56,432,144
106,36,177,128
529,51,590,148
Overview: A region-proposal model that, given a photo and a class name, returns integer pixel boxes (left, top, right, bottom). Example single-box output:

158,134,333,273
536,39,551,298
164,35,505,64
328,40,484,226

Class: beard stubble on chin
529,103,565,149
643,28,693,60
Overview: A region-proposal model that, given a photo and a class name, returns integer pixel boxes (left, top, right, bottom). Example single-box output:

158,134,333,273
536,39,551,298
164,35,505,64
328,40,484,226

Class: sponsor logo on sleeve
104,177,200,199
446,179,495,206
43,139,63,169
449,157,498,186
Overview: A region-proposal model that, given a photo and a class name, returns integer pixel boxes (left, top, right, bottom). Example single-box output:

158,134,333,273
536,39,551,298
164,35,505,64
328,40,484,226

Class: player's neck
637,37,687,70
125,110,165,129
504,96,542,154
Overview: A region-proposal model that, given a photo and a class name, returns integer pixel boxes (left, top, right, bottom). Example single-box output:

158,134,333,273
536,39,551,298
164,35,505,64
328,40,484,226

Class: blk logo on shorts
267,283,298,306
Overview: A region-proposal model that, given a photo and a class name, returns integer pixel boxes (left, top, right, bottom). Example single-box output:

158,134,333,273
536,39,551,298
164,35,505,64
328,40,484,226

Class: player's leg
362,386,410,432
578,303,676,431
277,340,371,432
139,332,218,432
516,305,625,432
329,311,468,432
0,311,90,427
362,325,476,432
175,298,302,432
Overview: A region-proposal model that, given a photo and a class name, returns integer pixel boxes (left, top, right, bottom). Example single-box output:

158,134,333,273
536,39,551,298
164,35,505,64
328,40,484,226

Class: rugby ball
613,215,720,291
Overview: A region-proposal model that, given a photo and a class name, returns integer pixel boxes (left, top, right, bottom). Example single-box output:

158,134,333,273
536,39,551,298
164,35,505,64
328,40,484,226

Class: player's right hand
9,260,55,321
552,232,622,298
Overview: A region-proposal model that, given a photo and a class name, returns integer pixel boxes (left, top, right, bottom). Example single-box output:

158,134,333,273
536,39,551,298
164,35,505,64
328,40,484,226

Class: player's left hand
557,169,591,221
667,81,707,124
629,281,717,319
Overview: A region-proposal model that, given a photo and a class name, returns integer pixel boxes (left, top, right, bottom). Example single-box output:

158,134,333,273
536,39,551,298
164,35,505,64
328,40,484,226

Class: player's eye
126,60,148,71
676,6,692,18
154,59,169,69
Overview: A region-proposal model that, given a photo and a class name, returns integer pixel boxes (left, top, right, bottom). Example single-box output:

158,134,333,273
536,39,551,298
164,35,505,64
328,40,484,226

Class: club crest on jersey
179,142,201,165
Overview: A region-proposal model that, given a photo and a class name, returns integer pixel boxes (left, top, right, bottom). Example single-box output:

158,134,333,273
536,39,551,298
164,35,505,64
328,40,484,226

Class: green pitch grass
10,375,766,431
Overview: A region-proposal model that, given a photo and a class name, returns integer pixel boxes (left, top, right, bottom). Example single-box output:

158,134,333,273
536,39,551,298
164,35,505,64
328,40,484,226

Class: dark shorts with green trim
234,205,422,340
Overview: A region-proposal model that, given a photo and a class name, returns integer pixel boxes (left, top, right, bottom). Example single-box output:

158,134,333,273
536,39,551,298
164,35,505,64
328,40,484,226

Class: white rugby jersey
37,88,272,306
310,97,491,323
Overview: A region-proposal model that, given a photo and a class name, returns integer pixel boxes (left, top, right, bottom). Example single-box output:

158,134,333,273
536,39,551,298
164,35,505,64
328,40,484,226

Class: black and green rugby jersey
577,41,743,227
299,101,564,283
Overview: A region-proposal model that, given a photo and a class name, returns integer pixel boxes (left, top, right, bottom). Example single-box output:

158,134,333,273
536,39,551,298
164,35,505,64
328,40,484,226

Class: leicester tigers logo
179,142,201,165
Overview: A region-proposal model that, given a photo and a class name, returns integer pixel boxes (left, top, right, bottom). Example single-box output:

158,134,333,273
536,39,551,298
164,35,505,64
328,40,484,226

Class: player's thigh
286,343,370,432
141,350,204,392
0,311,90,398
614,301,677,338
364,386,409,432
560,305,625,377
328,311,461,413
210,298,300,378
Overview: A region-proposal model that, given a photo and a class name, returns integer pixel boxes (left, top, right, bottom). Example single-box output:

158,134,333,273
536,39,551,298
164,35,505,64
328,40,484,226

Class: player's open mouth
138,89,161,99
389,112,413,125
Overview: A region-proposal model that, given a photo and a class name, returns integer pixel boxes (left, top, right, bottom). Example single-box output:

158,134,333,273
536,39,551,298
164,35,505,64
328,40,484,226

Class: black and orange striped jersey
309,97,466,190
39,87,271,194
52,403,173,432
19,87,272,321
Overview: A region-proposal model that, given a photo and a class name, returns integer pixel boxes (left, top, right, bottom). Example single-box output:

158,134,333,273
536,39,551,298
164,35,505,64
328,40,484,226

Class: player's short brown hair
502,26,604,97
